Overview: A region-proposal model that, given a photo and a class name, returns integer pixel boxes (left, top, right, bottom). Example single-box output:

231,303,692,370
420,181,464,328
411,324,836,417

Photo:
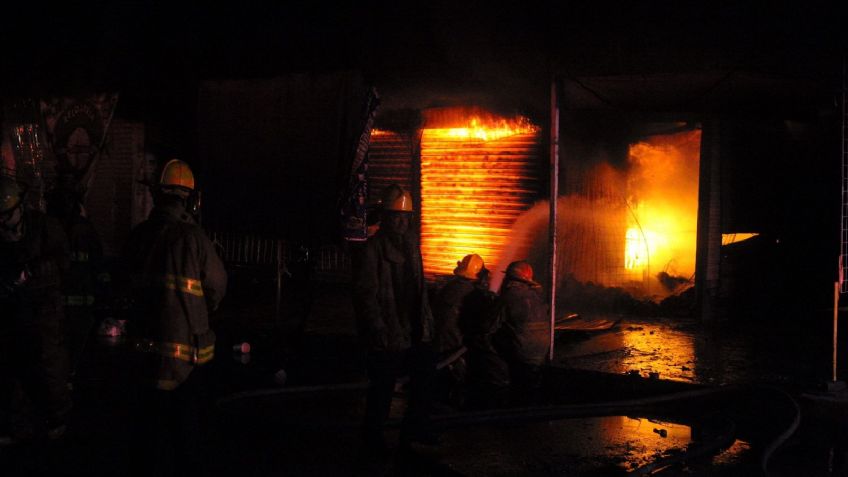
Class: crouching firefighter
122,159,226,476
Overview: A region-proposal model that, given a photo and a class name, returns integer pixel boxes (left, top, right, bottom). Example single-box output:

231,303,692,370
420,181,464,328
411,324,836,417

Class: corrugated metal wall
366,129,417,206
86,119,144,256
420,131,543,277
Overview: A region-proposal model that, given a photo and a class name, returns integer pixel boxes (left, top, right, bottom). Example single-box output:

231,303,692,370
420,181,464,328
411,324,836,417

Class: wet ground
2,282,847,476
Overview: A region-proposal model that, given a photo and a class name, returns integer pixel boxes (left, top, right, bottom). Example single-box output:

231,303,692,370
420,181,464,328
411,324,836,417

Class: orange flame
624,129,701,282
435,116,539,142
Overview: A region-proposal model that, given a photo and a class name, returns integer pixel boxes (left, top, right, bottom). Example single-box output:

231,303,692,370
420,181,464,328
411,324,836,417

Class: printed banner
340,87,379,242
40,93,119,194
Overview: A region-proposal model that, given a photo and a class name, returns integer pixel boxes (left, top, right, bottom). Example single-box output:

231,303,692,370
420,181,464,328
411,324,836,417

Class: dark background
2,2,841,126
1,1,845,310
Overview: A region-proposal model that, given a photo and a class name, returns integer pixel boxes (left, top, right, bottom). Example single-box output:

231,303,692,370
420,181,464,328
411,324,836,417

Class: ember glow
420,114,542,277
624,130,701,283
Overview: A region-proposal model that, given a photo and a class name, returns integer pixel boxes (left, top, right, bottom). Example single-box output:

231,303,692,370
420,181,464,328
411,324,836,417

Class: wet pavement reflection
553,314,831,386
429,415,753,476
1,282,840,476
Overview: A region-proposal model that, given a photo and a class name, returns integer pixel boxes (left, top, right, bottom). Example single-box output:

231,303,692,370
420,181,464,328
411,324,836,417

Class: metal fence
208,231,351,280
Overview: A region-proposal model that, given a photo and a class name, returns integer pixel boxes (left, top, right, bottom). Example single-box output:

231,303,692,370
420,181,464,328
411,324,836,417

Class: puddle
554,316,828,385
433,415,748,476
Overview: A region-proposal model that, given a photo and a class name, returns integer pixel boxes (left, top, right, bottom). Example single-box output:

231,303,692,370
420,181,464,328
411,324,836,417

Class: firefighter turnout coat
352,230,434,353
0,209,73,422
124,203,226,391
492,280,549,367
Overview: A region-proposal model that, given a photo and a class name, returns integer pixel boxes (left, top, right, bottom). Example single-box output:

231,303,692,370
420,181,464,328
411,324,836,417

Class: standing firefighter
46,171,107,385
352,184,437,455
492,260,549,405
432,253,495,406
123,159,226,475
0,175,72,443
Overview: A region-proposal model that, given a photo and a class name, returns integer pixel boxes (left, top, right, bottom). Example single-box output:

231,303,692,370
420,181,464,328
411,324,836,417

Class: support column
695,118,723,323
549,78,560,362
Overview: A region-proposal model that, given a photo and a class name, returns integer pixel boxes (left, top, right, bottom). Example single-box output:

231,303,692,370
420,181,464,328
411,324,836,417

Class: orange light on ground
420,114,542,277
624,129,701,282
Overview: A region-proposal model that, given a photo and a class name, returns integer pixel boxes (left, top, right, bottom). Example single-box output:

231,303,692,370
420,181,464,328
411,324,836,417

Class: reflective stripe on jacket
123,202,227,390
63,295,95,306
132,338,214,365
163,274,204,297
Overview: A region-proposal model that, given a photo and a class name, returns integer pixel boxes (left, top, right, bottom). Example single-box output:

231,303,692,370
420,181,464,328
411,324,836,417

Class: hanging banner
340,87,379,242
3,98,52,211
40,93,119,195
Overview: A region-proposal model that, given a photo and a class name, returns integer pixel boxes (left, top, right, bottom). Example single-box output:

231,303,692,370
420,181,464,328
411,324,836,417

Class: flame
434,116,539,142
624,130,701,281
420,113,541,277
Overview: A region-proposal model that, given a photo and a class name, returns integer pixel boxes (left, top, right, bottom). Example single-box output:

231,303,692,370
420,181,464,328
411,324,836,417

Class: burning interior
370,107,703,311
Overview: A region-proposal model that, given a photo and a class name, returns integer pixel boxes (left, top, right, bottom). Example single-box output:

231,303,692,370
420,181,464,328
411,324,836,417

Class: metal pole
548,78,560,362
276,239,283,327
837,55,847,382
835,281,840,382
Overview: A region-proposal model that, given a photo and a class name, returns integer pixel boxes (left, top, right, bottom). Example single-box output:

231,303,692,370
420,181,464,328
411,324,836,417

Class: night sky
2,2,841,108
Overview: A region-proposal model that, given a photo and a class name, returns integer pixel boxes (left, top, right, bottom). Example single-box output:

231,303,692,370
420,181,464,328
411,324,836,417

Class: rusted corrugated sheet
420,131,543,277
366,130,416,206
86,119,144,256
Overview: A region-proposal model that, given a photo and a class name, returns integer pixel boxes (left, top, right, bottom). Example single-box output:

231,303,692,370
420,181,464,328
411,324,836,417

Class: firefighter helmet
454,254,486,280
158,159,195,191
0,176,23,214
380,184,413,213
505,260,540,286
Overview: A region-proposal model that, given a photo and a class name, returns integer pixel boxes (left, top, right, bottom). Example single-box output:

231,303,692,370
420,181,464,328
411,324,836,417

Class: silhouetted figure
123,160,226,476
46,173,107,384
492,260,549,406
352,184,436,456
0,175,71,444
432,254,495,407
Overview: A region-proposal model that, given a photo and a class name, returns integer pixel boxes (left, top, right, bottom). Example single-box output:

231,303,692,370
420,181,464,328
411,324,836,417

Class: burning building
369,106,703,308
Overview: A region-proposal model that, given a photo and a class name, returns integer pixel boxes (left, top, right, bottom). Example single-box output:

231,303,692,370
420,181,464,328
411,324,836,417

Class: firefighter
491,260,549,406
351,184,437,455
46,171,107,385
0,175,72,443
432,253,495,406
123,159,226,475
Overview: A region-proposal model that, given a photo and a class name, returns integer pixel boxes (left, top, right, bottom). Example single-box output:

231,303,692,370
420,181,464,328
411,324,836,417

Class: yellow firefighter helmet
159,159,195,191
454,254,486,280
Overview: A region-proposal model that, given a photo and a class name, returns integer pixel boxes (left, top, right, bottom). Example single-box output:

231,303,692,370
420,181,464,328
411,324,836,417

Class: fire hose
216,356,800,477
215,345,468,408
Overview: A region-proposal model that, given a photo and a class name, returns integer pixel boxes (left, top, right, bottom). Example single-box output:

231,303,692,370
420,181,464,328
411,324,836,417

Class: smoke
491,128,701,304
490,194,630,294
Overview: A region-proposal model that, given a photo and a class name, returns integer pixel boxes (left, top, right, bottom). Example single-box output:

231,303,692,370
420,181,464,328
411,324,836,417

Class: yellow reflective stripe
63,295,95,306
163,274,204,297
196,347,214,364
69,251,90,262
133,339,215,364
